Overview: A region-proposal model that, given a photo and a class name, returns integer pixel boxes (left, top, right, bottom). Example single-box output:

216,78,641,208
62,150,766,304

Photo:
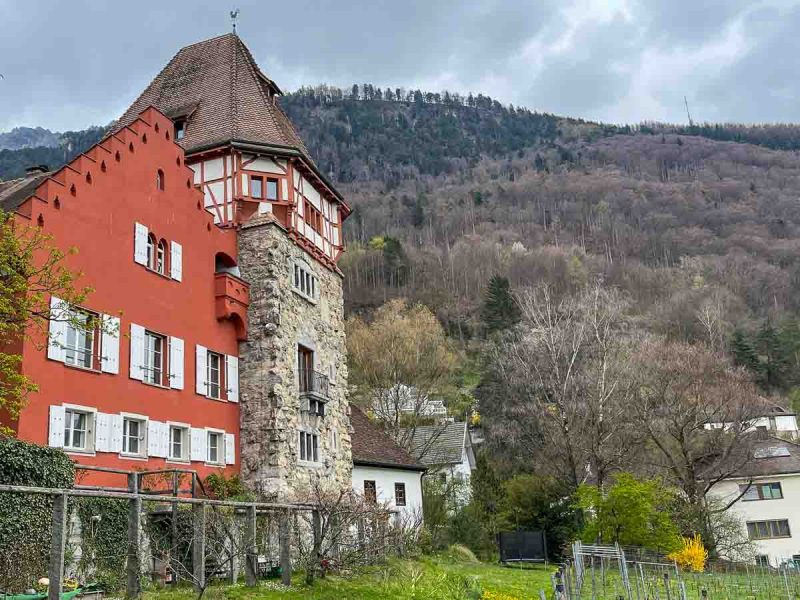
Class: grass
142,552,553,600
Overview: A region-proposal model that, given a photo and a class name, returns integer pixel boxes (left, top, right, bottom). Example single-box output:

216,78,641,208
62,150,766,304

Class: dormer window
174,119,186,141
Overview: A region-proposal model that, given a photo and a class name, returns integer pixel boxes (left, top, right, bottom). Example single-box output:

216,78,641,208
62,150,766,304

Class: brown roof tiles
350,406,425,471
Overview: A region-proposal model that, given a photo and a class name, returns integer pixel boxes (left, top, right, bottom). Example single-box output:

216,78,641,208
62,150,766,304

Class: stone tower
116,33,352,500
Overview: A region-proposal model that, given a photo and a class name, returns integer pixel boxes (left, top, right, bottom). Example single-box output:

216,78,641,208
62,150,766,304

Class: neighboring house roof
402,422,474,468
115,33,310,160
350,406,425,472
730,436,800,478
0,170,52,213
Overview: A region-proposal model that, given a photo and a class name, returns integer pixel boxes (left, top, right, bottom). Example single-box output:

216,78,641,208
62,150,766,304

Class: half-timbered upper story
116,33,349,271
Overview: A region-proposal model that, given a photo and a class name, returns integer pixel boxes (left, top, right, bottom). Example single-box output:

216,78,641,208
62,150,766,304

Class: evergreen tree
730,329,761,376
757,321,787,390
481,275,520,333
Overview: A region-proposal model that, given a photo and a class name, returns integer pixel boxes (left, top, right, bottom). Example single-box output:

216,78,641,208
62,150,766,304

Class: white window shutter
159,422,170,458
170,241,183,281
95,413,111,452
148,420,163,457
129,323,146,381
109,415,124,453
47,296,68,362
134,222,149,265
169,337,184,390
226,355,239,403
195,345,208,395
48,405,65,448
225,433,235,465
100,314,120,374
190,427,206,461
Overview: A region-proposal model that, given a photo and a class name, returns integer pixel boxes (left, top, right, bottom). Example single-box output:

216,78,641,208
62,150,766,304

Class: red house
1,107,248,486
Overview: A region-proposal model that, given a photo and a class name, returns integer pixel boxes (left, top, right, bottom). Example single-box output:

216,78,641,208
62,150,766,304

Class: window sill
204,462,226,468
119,453,148,461
64,363,103,375
298,460,324,469
166,458,190,465
65,449,95,456
204,394,227,403
142,380,171,391
291,288,318,305
142,265,174,281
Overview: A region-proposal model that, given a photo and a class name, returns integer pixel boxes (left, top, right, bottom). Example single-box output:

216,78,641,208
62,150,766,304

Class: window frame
206,429,224,465
206,350,224,400
63,307,100,371
250,175,264,200
395,482,407,507
168,422,190,462
143,330,168,387
747,519,791,540
63,404,96,453
155,239,168,275
298,430,320,463
121,414,148,458
266,177,279,201
740,482,784,501
174,119,186,141
292,261,318,303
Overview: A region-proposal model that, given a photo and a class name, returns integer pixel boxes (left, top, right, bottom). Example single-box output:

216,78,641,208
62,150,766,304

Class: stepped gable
115,33,310,159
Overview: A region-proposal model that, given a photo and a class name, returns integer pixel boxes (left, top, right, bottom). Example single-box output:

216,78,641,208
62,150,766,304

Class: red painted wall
13,108,242,487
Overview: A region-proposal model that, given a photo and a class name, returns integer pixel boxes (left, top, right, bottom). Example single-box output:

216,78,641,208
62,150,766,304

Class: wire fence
0,474,408,599
554,543,800,600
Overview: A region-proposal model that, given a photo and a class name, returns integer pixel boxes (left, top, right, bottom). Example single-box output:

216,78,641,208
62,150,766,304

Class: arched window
156,240,167,275
156,169,165,191
146,234,157,270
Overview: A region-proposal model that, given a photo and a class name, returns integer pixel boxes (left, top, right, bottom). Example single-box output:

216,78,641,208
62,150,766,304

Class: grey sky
2,0,800,133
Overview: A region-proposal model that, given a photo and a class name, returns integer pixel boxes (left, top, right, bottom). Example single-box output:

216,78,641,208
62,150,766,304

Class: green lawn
142,553,553,600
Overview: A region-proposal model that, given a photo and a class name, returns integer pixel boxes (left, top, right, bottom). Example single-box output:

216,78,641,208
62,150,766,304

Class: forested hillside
3,85,800,397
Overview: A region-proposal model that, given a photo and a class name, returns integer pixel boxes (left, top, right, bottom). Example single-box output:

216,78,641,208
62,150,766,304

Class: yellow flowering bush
667,534,708,572
483,591,521,600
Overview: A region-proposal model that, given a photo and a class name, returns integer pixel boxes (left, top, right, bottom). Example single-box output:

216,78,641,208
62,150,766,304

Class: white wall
709,474,800,565
352,465,423,523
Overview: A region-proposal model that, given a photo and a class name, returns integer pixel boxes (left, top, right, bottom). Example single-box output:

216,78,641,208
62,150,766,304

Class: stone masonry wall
237,216,352,500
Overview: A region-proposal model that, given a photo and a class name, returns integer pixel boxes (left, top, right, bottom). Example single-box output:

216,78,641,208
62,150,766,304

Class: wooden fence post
171,472,179,582
126,473,142,598
279,508,292,586
48,493,69,600
306,509,321,584
192,502,207,591
245,505,258,586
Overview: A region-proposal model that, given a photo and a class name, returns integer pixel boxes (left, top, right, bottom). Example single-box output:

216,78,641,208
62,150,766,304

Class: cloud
0,0,799,131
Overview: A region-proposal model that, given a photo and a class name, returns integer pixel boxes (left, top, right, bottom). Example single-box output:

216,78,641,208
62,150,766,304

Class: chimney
25,165,49,176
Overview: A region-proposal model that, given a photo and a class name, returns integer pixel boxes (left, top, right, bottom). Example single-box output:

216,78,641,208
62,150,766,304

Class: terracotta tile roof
115,33,310,159
350,406,425,471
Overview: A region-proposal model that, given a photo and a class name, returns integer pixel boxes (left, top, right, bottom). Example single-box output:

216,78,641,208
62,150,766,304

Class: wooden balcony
214,272,249,340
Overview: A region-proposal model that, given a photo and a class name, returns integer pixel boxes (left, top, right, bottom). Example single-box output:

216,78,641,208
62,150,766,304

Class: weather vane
230,9,240,34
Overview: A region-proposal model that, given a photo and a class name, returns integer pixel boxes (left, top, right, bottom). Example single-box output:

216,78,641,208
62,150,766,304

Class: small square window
123,417,146,456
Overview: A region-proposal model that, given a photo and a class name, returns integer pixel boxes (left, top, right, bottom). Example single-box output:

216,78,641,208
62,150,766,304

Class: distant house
350,406,426,522
707,434,800,567
372,384,448,421
402,422,476,489
705,406,799,440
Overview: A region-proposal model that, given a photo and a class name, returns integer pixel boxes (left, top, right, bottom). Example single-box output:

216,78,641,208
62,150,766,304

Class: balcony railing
299,369,329,399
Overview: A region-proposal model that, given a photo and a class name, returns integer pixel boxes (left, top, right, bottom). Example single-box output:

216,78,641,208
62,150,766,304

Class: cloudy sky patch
1,0,800,132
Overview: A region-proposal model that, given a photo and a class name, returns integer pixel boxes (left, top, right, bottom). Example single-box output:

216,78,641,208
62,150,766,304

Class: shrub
0,437,74,592
667,534,708,572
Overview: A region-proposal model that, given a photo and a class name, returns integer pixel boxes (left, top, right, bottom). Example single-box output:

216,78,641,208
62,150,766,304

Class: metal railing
299,369,329,399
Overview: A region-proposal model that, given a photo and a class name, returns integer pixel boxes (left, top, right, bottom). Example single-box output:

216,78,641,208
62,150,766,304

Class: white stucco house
705,406,799,440
708,434,800,567
349,406,426,523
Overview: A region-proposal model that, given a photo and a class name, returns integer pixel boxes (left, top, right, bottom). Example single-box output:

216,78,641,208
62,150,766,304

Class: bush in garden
668,534,708,572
